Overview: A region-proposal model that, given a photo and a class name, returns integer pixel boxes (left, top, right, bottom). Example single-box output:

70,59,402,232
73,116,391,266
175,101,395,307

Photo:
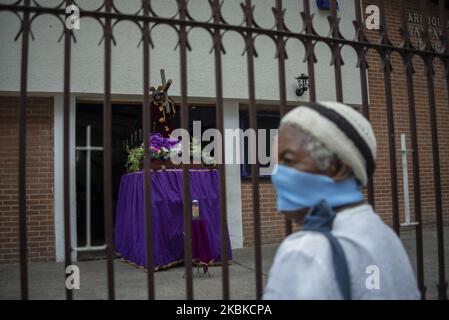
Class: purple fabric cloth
192,218,213,265
114,169,232,270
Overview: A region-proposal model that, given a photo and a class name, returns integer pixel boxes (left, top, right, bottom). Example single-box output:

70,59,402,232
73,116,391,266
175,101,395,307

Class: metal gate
0,0,448,300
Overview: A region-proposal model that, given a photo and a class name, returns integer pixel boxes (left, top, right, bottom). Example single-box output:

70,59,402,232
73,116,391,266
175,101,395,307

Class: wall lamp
295,73,309,97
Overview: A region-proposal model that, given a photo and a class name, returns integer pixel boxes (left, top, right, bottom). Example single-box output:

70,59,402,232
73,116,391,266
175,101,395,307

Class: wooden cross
160,69,171,113
150,68,173,114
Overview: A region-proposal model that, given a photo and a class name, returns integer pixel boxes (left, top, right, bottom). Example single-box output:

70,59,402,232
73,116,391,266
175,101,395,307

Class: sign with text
408,11,449,51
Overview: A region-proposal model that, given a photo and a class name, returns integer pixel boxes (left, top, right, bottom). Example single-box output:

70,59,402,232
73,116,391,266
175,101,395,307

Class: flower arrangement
126,133,179,172
149,133,180,161
125,133,216,173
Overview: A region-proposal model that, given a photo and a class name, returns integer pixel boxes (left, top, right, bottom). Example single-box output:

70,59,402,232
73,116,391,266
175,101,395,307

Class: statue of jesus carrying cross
150,68,176,137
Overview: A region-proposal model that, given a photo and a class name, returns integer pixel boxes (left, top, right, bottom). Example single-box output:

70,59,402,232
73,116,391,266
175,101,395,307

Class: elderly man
264,102,420,300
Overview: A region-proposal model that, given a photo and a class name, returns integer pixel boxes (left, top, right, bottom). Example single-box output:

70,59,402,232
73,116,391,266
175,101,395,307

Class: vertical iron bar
244,0,262,299
378,0,400,234
18,0,31,300
63,0,73,301
330,0,343,102
439,0,449,301
303,0,316,102
179,0,193,300
419,0,447,301
103,0,115,300
354,0,374,207
426,52,448,301
407,66,426,298
212,0,230,300
275,0,291,250
142,0,155,300
398,0,426,299
276,0,287,118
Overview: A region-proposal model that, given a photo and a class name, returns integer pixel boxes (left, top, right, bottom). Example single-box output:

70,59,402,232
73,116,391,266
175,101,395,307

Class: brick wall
241,0,449,247
362,0,449,227
0,97,55,263
242,180,302,247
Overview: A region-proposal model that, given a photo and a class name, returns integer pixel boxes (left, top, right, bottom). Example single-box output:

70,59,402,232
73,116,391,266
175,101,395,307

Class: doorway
75,102,142,259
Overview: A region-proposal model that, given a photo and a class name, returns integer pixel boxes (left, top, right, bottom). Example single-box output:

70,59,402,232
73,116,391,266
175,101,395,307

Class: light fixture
295,73,309,97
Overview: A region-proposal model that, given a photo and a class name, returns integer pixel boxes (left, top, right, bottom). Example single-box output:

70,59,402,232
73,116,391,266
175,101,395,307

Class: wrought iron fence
0,0,448,300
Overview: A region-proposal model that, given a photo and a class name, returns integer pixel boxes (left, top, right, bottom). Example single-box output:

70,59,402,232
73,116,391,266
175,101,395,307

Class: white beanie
280,101,376,186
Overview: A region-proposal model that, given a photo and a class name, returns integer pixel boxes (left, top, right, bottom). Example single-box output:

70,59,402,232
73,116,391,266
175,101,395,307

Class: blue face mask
271,164,363,212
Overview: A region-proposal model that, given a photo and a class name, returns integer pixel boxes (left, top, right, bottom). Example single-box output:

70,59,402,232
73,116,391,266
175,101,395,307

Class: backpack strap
302,200,352,300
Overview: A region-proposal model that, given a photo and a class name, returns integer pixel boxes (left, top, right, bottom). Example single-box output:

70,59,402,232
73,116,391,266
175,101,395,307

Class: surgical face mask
271,164,363,212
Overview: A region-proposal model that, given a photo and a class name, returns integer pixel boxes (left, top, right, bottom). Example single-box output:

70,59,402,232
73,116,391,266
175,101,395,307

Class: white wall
53,94,77,262
0,0,362,105
223,99,243,248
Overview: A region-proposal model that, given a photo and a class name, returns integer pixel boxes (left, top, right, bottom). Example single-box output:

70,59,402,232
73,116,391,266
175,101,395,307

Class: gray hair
281,123,336,171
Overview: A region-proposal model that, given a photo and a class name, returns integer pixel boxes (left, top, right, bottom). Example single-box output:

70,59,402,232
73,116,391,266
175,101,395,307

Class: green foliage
125,146,144,173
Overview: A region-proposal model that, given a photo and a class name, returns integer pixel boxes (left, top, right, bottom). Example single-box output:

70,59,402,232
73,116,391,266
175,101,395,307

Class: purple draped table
114,169,232,271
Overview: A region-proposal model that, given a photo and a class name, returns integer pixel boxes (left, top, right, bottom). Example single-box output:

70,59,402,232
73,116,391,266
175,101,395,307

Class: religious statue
150,69,176,137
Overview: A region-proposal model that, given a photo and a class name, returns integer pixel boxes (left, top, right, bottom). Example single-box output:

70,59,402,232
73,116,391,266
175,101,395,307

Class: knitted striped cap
280,101,376,186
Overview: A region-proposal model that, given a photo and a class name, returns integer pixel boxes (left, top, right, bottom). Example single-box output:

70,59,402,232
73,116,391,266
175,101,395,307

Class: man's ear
327,159,351,181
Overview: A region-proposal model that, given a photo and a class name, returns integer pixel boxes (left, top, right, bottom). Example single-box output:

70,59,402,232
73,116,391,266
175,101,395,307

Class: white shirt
263,204,421,300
